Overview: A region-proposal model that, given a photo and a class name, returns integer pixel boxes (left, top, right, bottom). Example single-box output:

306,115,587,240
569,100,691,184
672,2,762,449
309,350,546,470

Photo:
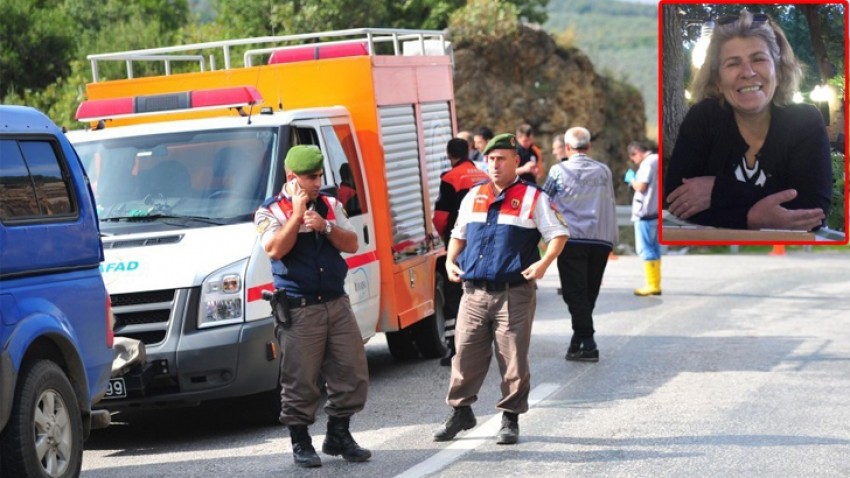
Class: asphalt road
82,252,850,477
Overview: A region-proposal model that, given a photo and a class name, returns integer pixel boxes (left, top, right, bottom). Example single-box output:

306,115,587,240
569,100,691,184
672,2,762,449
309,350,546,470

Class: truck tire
1,360,83,478
385,330,419,360
410,273,448,359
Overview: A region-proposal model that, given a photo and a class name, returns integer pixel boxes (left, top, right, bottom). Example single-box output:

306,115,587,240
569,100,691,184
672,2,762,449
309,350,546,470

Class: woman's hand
667,176,715,219
747,189,825,231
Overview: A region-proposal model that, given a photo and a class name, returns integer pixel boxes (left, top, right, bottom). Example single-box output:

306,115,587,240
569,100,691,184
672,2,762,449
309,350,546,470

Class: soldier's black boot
496,412,519,445
432,406,476,441
288,425,322,468
322,416,372,462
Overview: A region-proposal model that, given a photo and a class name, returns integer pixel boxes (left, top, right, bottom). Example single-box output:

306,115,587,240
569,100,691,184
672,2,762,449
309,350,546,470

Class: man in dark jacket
433,138,488,366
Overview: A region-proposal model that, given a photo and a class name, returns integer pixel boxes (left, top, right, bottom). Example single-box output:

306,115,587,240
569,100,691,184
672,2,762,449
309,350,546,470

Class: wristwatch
323,220,333,235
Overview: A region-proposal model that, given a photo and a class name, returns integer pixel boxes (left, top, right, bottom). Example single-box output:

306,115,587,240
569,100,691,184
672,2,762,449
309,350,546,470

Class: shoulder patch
256,217,272,235
554,210,567,227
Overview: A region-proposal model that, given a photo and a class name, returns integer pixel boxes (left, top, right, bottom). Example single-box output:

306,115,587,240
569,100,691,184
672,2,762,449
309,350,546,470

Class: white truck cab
68,107,381,409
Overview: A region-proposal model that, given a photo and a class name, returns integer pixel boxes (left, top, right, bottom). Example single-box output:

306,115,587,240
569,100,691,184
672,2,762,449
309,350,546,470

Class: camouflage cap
482,133,518,156
285,145,324,174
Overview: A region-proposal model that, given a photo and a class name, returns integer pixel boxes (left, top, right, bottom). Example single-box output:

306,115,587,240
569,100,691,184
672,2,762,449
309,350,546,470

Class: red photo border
657,0,850,246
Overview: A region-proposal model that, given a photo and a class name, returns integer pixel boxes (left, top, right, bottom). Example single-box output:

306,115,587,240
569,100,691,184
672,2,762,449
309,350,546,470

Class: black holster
262,288,292,329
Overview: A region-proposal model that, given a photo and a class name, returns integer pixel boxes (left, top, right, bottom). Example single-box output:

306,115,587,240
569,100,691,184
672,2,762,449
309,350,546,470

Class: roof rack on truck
86,28,451,82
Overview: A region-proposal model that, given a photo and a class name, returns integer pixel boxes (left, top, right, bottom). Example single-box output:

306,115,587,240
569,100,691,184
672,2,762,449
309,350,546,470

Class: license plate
104,377,127,399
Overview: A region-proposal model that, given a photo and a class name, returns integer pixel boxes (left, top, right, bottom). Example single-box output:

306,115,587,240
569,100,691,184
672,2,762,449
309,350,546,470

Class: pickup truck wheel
410,274,448,359
1,360,83,478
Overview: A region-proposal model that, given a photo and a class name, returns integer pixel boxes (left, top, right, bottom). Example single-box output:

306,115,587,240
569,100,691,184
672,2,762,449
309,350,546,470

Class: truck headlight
198,259,246,328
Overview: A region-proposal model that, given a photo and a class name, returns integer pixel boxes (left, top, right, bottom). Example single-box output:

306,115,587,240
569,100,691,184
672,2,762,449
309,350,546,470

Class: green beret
482,133,518,156
285,145,324,174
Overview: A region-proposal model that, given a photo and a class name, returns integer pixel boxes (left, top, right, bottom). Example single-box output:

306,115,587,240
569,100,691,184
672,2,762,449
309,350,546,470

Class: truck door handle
363,225,369,245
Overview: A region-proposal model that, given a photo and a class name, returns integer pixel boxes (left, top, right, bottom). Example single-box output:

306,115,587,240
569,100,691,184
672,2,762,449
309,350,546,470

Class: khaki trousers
277,295,369,426
446,280,536,414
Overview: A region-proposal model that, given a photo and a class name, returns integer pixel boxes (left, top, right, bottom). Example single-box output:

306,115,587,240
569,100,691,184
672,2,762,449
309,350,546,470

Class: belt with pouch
464,279,528,292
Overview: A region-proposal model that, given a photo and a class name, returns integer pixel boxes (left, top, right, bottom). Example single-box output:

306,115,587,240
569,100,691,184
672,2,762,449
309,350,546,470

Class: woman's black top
665,98,833,229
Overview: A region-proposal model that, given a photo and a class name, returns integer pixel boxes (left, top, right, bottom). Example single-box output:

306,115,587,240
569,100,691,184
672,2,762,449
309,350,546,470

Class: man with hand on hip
433,133,568,445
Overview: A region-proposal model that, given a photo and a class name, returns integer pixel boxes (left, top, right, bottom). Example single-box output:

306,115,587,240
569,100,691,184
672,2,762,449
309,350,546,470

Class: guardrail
616,205,631,227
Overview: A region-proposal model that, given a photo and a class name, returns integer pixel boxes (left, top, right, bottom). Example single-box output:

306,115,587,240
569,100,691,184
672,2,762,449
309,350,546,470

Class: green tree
448,0,520,46
271,0,391,35
2,0,190,127
213,0,275,37
63,0,188,37
0,0,75,98
213,0,547,38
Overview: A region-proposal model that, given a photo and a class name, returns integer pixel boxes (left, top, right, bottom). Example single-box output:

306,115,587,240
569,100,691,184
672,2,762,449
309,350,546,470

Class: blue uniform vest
262,193,348,298
458,180,543,283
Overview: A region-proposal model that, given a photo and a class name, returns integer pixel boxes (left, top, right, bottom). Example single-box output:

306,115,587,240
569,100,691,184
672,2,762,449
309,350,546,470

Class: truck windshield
73,128,276,223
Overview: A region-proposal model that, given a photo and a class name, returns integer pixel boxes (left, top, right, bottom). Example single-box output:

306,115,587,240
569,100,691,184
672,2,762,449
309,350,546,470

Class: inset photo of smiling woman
659,1,848,245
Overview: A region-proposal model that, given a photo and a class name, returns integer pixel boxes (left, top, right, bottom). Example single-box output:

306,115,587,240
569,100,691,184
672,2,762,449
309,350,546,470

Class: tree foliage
448,0,520,46
0,0,190,127
213,0,547,38
1,0,547,127
0,0,75,98
271,0,392,35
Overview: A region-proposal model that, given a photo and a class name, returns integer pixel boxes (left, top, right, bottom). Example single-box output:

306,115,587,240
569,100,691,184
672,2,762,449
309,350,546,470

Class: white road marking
394,382,561,478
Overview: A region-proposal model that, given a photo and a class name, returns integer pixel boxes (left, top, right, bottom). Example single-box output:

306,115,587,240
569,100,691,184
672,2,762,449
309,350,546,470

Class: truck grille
110,289,176,346
112,289,175,307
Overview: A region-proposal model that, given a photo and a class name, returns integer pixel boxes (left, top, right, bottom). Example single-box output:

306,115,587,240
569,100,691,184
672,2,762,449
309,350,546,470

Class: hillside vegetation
546,0,657,138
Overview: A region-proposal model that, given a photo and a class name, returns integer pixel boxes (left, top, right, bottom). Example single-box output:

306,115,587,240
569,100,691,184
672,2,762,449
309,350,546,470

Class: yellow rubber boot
634,260,661,296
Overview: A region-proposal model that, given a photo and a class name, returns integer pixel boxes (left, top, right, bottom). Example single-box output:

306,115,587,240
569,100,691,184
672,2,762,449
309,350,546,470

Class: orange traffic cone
769,245,786,256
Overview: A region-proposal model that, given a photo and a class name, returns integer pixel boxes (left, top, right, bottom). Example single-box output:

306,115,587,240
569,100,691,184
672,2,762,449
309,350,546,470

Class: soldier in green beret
254,145,371,468
434,133,569,445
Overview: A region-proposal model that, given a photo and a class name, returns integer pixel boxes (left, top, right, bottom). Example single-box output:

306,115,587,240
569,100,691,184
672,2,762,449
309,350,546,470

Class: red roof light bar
75,86,263,122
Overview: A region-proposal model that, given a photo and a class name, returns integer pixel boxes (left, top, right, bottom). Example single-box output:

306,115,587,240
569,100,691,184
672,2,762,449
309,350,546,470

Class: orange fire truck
67,29,456,412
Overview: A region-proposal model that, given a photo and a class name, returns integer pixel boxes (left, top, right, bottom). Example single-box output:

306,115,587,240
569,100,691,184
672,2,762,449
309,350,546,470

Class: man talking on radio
254,145,370,468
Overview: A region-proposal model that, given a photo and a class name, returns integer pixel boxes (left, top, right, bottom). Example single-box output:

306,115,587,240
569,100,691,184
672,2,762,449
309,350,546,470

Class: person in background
551,134,568,163
433,133,568,445
627,141,661,297
337,163,360,215
433,138,489,366
665,10,830,231
457,130,483,165
544,127,617,362
254,145,371,468
515,123,543,184
473,127,494,172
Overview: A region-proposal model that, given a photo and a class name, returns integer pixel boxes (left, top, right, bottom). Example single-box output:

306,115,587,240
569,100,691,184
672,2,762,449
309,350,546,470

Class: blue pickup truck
1,105,114,478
